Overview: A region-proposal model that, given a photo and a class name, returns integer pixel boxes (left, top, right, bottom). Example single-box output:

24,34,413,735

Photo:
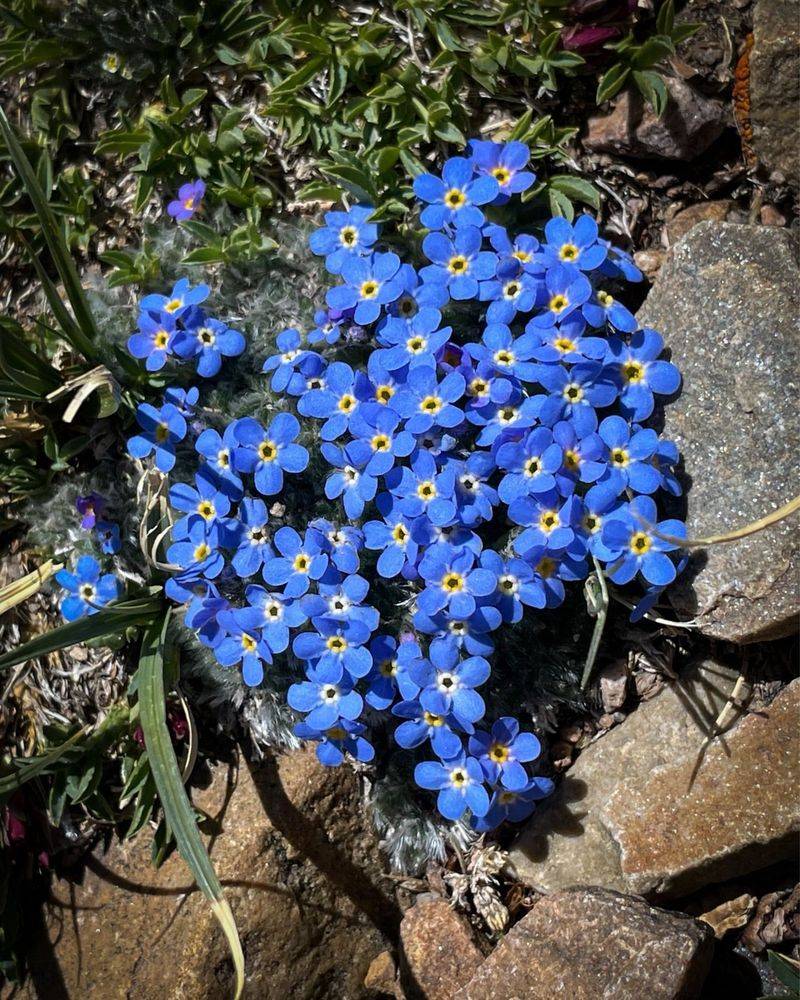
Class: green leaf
137,614,244,1000
656,0,675,34
767,951,800,992
18,234,99,362
596,63,631,105
0,319,61,400
630,35,675,70
548,174,601,209
548,187,574,221
0,591,164,672
633,70,669,117
181,247,226,265
0,107,100,352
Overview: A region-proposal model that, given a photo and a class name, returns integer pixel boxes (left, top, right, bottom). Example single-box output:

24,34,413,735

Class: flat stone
750,0,800,183
584,77,725,161
510,665,799,899
455,887,714,1000
19,748,394,999
638,222,800,642
399,896,483,1000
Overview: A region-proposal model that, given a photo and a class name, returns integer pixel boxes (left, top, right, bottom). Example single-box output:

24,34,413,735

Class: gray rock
584,77,725,161
750,0,800,183
455,887,714,1000
509,664,800,899
638,221,800,643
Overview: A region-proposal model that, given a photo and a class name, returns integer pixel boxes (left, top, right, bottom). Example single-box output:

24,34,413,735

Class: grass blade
137,613,245,999
0,559,62,615
0,106,100,356
0,591,164,671
0,726,86,797
0,318,62,399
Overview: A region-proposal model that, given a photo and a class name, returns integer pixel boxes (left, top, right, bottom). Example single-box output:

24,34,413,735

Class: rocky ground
4,0,799,997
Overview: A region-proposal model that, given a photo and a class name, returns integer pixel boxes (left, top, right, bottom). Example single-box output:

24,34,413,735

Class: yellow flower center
360,280,379,299
407,336,427,353
537,556,557,578
622,361,645,383
392,522,409,544
424,711,445,727
563,383,583,403
554,336,575,354
513,249,531,263
194,542,211,561
445,188,466,209
420,395,442,414
217,448,230,468
469,377,488,397
417,480,437,500
630,531,652,555
197,500,215,519
338,393,356,413
498,406,517,424
489,742,510,763
441,571,464,593
559,243,579,261
164,298,183,314
448,255,468,274
598,290,614,307
326,635,348,653
564,449,580,470
491,166,511,185
450,768,467,788
539,510,559,533
258,440,278,462
379,658,397,677
339,225,357,247
326,725,347,740
549,293,568,313
241,634,257,653
376,384,394,404
611,447,629,467
371,434,391,452
494,349,514,366
293,553,310,573
153,329,170,349
155,422,169,442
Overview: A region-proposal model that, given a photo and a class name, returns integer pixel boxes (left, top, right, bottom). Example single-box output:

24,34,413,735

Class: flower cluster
127,277,244,376
108,139,686,831
76,491,121,554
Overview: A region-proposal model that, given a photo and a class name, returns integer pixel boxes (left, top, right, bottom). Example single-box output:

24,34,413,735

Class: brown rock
510,664,800,899
20,749,395,999
638,222,800,643
599,660,628,713
399,895,483,1000
664,201,733,245
699,894,756,938
750,0,800,183
364,950,401,997
634,248,666,280
455,887,714,1000
760,204,787,226
584,77,725,161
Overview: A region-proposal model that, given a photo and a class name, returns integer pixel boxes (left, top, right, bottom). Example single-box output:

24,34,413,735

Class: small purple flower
167,179,206,221
76,492,106,530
